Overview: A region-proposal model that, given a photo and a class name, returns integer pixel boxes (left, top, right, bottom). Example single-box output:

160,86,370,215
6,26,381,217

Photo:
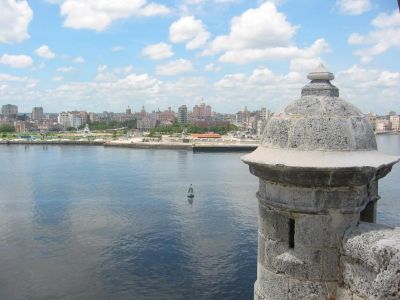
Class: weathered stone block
336,287,353,300
259,180,369,213
256,264,289,300
295,212,359,249
288,278,336,300
258,203,290,242
295,214,337,249
272,246,339,281
341,223,400,300
262,237,290,269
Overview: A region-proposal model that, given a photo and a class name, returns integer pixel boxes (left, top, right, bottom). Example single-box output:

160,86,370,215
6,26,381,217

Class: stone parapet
339,223,400,300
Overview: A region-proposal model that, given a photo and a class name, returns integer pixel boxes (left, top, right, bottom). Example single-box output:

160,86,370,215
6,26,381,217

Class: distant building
157,107,176,123
236,107,251,126
192,102,212,120
137,117,156,132
376,119,391,132
68,112,82,129
260,107,267,121
89,112,98,123
390,115,400,131
32,107,44,121
58,112,69,129
366,113,377,131
126,106,132,115
1,104,18,118
57,111,82,129
78,111,89,125
178,105,188,124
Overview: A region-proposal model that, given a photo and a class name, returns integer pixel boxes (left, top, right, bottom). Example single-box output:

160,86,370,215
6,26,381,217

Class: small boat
187,184,194,198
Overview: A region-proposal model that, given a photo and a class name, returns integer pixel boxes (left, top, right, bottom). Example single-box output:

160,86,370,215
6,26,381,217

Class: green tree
0,124,15,133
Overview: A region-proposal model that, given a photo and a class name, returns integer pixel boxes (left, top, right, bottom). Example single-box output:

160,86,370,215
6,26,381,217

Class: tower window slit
289,218,295,249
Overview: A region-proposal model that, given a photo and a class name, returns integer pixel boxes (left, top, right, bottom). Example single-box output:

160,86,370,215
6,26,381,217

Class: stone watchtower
242,65,399,299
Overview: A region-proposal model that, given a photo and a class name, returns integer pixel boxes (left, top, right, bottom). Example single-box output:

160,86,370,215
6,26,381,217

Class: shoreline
375,131,400,135
0,140,258,152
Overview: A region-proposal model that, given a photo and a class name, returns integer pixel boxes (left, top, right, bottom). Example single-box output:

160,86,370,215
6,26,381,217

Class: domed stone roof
242,64,399,169
261,64,376,152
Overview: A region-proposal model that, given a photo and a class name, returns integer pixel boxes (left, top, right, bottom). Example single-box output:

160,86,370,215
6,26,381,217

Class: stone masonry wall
338,223,400,300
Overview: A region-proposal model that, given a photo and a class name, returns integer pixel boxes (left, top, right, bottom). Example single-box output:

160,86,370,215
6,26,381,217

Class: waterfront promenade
0,139,258,152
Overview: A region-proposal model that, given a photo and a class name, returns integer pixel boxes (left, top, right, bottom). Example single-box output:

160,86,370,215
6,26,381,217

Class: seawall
0,140,258,152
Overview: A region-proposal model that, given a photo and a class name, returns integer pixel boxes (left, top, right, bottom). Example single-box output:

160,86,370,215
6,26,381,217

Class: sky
0,0,399,114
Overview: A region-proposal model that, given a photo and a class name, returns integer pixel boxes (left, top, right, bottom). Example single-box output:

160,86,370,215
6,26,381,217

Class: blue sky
0,0,399,114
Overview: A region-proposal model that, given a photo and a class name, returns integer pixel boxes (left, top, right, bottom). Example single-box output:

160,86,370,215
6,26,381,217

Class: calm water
0,135,399,300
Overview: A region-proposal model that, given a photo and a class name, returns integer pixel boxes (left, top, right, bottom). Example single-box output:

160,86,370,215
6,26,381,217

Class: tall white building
58,112,82,129
58,112,69,129
68,112,82,129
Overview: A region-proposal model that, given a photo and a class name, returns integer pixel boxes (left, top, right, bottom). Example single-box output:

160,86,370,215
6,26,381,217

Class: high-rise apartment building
32,107,44,121
178,105,188,124
1,104,18,118
260,107,267,121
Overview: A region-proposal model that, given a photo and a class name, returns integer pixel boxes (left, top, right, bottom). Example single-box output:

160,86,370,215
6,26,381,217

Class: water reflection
0,145,258,300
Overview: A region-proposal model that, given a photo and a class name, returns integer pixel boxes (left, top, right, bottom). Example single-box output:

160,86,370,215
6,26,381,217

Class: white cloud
348,10,400,63
0,72,38,92
337,65,400,88
289,58,323,72
97,64,107,72
169,16,210,49
54,0,170,31
35,45,56,59
142,42,174,60
202,2,328,64
0,54,33,68
49,72,163,111
73,56,85,63
336,65,400,112
0,0,33,44
215,73,246,88
348,33,364,45
204,63,220,72
111,45,125,52
336,0,371,16
0,73,30,82
139,3,170,16
372,11,400,28
156,59,193,76
52,76,64,81
213,67,306,110
211,65,399,114
96,64,134,81
179,0,240,16
218,38,329,64
205,2,296,53
57,66,74,73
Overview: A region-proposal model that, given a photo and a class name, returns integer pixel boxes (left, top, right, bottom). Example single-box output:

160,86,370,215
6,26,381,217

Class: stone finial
307,63,335,81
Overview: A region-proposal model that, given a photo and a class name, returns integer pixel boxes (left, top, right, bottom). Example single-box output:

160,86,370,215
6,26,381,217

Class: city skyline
0,0,399,114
